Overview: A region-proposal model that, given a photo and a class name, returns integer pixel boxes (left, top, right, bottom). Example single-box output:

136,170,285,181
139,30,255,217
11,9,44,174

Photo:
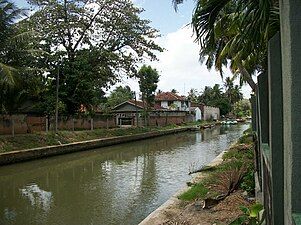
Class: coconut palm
0,0,26,85
173,0,279,92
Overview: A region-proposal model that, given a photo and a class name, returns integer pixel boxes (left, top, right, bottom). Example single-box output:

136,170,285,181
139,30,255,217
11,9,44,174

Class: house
155,92,190,111
112,100,145,126
112,99,193,127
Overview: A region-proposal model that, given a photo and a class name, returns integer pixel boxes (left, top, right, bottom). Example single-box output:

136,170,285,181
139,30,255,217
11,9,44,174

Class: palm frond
0,62,16,85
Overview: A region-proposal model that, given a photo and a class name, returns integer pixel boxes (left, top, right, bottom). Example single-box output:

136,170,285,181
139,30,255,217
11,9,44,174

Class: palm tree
0,0,26,85
212,84,222,99
173,0,279,92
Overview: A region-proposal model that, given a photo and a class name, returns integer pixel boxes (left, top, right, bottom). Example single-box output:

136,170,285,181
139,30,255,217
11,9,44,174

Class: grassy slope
0,126,179,153
179,129,255,201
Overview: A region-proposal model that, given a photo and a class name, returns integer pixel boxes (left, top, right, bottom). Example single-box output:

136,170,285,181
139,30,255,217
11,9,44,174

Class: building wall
203,106,220,120
195,108,202,121
160,101,168,108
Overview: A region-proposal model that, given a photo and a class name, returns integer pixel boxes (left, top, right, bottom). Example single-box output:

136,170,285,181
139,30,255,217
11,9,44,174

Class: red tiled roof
155,92,186,101
127,99,145,108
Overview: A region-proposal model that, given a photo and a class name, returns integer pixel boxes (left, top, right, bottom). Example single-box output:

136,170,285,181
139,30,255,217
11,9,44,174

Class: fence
0,114,116,135
252,32,284,225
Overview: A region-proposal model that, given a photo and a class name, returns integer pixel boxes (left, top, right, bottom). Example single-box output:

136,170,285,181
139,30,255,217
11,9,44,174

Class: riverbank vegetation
178,129,257,224
0,120,215,153
187,80,250,117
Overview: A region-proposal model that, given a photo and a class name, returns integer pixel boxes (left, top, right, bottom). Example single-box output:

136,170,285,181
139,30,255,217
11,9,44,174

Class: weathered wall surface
0,115,116,135
203,106,220,120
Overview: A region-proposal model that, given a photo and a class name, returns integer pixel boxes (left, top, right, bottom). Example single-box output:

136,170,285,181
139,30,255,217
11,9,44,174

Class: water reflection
0,124,248,225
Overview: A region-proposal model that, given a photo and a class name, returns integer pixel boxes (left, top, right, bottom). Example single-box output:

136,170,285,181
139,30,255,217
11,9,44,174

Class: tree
171,89,178,94
224,77,243,105
233,99,251,118
138,65,160,110
107,86,133,108
173,0,279,92
25,0,162,114
187,88,199,102
0,0,44,114
211,84,222,99
0,0,25,86
198,86,213,105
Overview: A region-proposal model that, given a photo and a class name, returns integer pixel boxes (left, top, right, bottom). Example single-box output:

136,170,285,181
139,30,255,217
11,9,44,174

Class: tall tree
0,0,44,114
187,88,199,102
138,65,160,110
173,0,279,92
25,0,162,114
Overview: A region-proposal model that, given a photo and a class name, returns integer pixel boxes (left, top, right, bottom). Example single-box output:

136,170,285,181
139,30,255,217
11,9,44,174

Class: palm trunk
237,62,257,92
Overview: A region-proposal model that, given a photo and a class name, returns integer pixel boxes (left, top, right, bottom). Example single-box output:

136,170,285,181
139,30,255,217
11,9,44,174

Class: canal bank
139,128,255,225
0,124,248,225
138,150,227,225
0,127,191,166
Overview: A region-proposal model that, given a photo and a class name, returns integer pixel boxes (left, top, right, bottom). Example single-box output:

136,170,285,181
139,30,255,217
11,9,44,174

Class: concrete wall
203,106,220,120
0,115,116,135
280,0,301,223
195,108,202,121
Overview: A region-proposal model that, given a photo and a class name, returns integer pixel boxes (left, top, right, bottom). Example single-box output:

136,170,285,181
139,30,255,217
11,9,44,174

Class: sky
15,0,251,98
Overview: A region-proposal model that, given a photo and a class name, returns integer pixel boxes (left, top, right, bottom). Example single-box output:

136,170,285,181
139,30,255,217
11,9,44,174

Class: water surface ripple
0,124,248,225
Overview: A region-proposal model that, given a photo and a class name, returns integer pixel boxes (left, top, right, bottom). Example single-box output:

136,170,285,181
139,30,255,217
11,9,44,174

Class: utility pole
55,63,59,133
134,91,139,127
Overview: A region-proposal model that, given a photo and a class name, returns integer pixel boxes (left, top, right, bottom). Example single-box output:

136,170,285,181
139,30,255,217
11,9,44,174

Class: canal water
0,124,248,225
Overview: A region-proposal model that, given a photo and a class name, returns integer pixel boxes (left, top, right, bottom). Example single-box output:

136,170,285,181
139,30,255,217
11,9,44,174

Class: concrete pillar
250,94,257,132
280,0,301,223
268,32,284,225
257,73,269,144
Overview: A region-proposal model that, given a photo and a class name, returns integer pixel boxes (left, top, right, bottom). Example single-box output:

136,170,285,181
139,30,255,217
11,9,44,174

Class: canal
0,124,248,225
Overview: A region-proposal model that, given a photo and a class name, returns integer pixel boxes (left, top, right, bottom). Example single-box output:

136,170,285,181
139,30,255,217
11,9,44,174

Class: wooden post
11,115,15,137
91,118,93,131
46,115,49,132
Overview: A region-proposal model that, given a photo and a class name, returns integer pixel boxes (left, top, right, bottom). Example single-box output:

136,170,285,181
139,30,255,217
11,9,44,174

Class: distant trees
107,86,133,108
138,65,160,110
190,81,243,116
233,99,251,117
187,88,199,102
171,89,178,94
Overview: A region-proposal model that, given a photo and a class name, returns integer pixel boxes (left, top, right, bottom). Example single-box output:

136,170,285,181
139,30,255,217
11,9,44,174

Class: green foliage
107,86,134,108
178,183,208,201
208,97,232,116
180,133,256,202
1,0,162,115
233,99,251,118
187,88,199,102
138,65,160,109
229,203,264,225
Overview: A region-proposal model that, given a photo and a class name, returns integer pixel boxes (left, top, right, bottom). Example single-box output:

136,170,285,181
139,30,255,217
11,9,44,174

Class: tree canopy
107,86,134,108
173,0,280,92
138,65,160,110
1,0,162,115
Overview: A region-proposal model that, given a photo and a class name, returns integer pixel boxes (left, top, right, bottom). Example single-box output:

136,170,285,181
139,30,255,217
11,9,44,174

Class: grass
179,183,209,201
178,130,256,201
0,119,219,154
0,124,192,153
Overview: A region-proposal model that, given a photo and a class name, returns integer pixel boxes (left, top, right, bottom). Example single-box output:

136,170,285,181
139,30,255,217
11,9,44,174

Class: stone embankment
0,127,190,166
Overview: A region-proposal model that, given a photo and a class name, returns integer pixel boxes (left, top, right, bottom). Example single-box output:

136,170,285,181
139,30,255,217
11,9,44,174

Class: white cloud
112,26,252,98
